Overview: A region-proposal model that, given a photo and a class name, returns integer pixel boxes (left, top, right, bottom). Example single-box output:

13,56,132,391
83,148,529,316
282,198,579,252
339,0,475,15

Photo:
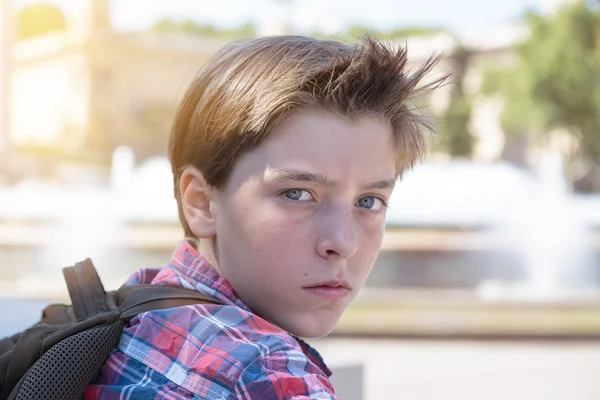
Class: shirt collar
295,337,333,377
167,240,251,312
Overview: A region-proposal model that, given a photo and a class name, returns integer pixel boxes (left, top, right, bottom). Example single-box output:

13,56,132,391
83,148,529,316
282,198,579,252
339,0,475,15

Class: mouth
303,280,352,299
307,280,351,290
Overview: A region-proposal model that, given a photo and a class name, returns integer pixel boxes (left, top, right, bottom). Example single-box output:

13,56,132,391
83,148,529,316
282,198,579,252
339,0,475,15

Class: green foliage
481,1,600,188
481,66,546,139
434,44,474,158
522,3,600,160
152,18,255,38
349,24,444,38
314,24,446,42
16,2,66,39
439,96,473,157
384,26,446,38
150,19,444,42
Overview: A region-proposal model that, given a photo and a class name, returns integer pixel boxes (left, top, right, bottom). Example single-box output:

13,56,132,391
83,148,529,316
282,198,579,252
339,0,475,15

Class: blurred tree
16,3,66,39
152,18,255,38
482,1,600,191
440,96,473,158
315,24,446,41
438,46,474,158
381,26,446,39
151,18,179,33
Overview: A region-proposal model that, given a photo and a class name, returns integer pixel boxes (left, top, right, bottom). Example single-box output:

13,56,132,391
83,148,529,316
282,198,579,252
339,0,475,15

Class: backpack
0,258,223,400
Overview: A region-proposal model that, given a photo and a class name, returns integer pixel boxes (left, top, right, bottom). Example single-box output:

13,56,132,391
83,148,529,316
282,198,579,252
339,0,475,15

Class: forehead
225,109,397,189
268,109,393,158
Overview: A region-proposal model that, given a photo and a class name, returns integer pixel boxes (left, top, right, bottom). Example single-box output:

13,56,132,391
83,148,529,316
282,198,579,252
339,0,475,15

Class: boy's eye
282,189,313,201
356,196,385,210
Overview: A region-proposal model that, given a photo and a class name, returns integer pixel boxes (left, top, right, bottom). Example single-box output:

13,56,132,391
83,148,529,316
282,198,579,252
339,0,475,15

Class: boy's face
208,109,396,338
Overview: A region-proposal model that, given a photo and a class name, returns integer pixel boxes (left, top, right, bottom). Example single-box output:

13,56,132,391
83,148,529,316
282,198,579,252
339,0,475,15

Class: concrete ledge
329,364,363,400
3,281,599,340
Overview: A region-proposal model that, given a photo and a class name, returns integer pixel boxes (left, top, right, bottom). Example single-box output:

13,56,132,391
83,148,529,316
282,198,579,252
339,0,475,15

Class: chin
285,318,339,339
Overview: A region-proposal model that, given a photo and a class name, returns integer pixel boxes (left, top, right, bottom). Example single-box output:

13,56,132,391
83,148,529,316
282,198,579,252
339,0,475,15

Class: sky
13,0,546,38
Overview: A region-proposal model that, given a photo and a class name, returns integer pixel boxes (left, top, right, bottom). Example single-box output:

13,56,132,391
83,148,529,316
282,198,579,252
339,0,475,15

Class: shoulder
230,348,338,400
138,303,298,356
122,304,332,398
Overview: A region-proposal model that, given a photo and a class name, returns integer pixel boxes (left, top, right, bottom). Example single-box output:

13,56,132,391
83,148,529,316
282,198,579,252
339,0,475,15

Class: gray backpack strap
63,259,112,322
117,284,224,320
63,260,223,322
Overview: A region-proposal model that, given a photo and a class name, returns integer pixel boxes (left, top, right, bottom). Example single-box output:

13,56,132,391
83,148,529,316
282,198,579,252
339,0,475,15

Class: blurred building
6,0,563,169
9,0,227,163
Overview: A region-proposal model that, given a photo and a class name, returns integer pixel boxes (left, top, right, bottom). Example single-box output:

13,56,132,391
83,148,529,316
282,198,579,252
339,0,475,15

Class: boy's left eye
355,196,386,210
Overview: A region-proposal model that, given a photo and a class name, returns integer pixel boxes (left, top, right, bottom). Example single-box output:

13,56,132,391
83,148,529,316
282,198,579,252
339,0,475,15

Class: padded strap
117,284,224,320
63,259,110,322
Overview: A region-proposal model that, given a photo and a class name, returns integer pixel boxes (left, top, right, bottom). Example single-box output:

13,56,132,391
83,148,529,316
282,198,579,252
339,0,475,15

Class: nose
316,204,358,260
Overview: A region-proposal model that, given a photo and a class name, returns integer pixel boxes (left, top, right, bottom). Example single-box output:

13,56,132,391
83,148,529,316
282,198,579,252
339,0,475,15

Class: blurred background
1,0,600,399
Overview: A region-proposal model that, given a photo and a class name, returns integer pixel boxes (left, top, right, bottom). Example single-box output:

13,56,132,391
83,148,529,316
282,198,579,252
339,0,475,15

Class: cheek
225,199,313,262
359,210,386,240
354,216,386,267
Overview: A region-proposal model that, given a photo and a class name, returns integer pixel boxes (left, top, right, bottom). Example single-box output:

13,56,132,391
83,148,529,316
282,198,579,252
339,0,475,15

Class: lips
303,280,352,299
306,280,351,290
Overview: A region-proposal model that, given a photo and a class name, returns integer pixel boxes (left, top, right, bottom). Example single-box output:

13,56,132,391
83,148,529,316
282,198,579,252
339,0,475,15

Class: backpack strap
1,260,225,400
117,284,225,320
63,259,111,322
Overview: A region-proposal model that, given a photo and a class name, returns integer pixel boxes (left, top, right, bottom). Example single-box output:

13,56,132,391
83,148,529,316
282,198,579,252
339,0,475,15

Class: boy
85,35,444,399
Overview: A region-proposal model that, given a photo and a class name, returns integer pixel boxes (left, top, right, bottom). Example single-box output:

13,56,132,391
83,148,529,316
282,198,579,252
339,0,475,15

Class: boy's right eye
282,189,312,201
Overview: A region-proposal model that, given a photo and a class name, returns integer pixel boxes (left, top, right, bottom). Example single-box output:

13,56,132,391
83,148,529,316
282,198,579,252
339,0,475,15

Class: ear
179,166,218,238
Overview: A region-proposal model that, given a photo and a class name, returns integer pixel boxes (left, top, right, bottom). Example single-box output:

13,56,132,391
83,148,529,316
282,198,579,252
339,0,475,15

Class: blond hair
169,35,446,238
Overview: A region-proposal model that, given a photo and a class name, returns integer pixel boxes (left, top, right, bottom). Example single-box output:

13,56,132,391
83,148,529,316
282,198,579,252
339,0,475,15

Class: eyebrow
266,168,396,190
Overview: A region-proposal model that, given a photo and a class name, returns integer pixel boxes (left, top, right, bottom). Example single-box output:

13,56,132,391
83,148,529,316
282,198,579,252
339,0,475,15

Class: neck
197,237,221,274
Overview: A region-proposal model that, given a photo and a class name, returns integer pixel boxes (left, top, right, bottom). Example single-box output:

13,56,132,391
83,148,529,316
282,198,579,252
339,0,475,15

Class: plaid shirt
84,241,338,400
